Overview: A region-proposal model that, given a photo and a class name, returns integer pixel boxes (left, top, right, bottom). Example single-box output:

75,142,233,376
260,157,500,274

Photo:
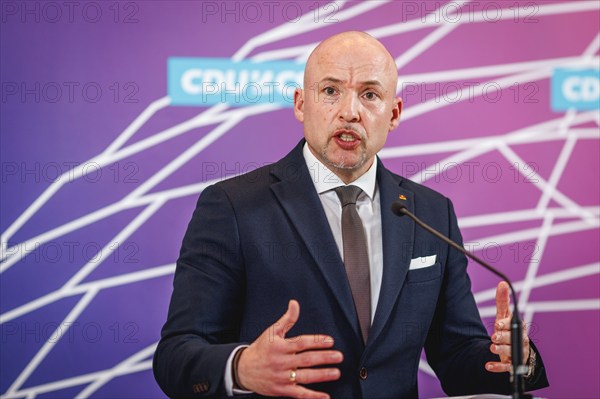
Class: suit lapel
367,161,415,347
269,142,362,342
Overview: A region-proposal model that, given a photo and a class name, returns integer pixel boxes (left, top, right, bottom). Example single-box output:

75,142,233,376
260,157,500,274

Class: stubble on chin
319,142,368,172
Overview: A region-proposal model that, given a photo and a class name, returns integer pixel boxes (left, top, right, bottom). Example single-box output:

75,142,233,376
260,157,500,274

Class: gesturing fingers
275,299,301,339
294,367,341,385
283,384,333,399
494,316,511,333
237,300,343,398
285,333,336,354
492,316,511,346
487,316,532,374
490,343,512,358
275,368,340,399
294,349,343,368
486,361,511,373
492,322,529,345
495,281,511,320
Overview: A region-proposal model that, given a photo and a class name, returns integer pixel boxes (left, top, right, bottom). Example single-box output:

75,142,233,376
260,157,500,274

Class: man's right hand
236,300,343,399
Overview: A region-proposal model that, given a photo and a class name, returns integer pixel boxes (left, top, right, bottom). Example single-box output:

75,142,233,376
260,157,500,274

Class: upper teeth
339,133,355,142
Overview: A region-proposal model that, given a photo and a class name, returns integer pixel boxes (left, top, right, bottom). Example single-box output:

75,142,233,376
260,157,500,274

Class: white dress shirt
302,143,384,320
225,143,384,395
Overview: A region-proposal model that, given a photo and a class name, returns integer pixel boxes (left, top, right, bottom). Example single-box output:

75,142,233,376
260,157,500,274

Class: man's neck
302,142,378,199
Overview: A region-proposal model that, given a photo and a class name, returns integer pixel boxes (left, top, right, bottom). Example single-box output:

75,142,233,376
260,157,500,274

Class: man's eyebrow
320,77,344,84
360,80,385,89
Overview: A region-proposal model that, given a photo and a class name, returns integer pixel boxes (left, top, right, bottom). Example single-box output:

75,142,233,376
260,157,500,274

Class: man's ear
293,88,304,122
389,97,402,130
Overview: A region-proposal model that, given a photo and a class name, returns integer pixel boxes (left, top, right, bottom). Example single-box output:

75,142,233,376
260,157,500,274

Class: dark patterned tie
335,185,371,344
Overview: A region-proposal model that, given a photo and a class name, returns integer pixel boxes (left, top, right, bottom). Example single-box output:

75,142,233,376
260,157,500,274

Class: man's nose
338,94,360,123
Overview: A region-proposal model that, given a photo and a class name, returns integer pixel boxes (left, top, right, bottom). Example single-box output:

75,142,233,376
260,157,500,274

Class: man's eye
324,87,336,95
364,92,378,100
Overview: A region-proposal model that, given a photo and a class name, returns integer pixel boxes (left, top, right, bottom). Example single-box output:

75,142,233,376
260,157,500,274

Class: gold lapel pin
399,195,407,200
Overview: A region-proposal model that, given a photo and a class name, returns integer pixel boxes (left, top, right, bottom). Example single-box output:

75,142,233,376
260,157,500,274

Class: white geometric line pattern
1,1,598,398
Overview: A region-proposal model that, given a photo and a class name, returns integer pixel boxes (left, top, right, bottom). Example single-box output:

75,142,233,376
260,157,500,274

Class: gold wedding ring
289,369,297,384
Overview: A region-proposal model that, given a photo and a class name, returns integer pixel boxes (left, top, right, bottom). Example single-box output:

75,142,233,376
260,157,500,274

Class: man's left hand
485,281,530,373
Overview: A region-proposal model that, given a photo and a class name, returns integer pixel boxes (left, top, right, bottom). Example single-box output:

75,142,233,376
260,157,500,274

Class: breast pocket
406,262,442,283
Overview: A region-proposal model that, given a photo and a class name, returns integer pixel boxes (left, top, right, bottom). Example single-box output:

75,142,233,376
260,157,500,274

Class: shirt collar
302,142,377,200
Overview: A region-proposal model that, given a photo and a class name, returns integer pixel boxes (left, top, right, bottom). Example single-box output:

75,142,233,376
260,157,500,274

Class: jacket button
192,382,209,393
359,367,368,380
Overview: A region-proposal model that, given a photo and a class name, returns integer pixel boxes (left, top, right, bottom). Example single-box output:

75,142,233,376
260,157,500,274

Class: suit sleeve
424,198,548,395
153,184,247,398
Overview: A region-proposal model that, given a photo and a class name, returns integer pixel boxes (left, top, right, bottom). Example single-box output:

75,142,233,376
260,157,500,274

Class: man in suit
153,31,548,398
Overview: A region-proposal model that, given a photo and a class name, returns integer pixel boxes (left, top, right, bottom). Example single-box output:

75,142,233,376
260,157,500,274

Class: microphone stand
391,202,531,399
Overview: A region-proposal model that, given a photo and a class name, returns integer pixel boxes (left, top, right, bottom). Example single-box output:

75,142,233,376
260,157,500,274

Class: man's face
294,36,402,183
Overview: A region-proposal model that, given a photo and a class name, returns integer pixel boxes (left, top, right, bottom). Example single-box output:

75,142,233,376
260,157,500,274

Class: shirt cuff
224,345,252,396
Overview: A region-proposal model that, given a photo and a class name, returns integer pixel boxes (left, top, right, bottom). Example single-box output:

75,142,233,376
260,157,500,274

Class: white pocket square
409,255,437,270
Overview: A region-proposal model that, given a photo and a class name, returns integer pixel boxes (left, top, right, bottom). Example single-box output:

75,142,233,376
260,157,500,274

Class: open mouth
338,132,357,142
333,129,362,149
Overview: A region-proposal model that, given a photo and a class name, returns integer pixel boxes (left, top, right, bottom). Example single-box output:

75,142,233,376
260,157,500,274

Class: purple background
1,1,599,398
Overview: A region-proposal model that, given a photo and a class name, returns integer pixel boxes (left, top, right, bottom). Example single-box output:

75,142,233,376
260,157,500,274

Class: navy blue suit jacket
153,140,548,398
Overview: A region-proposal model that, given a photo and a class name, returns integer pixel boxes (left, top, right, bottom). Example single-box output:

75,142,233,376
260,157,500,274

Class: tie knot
335,185,363,207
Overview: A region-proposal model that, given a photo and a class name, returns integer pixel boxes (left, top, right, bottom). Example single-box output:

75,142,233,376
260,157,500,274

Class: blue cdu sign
551,68,600,112
167,57,305,107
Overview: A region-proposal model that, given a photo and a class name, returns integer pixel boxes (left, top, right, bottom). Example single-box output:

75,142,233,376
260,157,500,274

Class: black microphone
391,201,531,399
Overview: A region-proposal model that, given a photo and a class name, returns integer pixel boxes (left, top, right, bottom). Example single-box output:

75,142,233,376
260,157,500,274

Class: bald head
304,31,398,95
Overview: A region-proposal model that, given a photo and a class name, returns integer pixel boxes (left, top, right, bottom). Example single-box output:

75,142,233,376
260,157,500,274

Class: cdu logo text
168,57,305,107
551,67,600,112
